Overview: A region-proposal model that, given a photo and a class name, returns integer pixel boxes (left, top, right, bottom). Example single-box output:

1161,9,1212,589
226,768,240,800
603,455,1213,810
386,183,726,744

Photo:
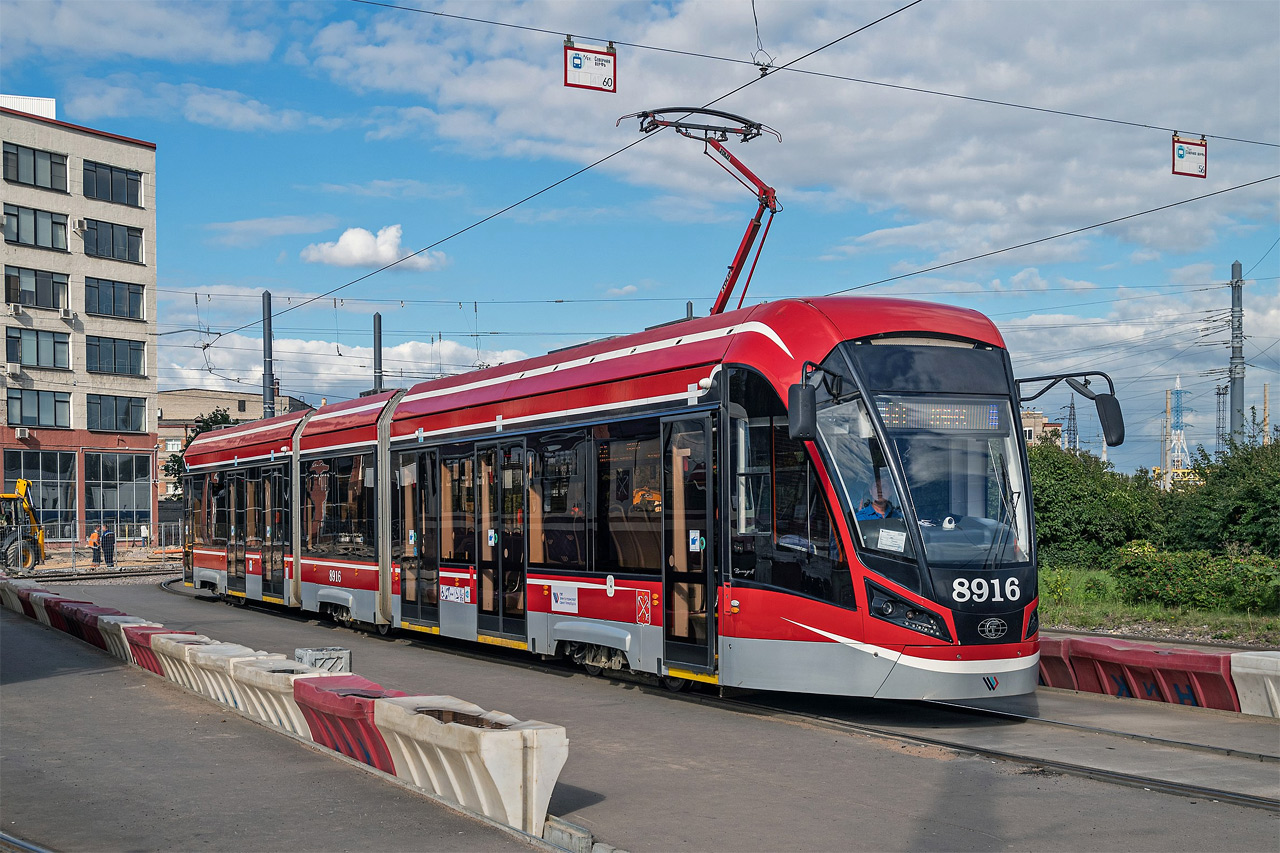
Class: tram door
476,441,526,637
662,416,715,671
226,472,247,595
261,466,287,601
396,450,440,626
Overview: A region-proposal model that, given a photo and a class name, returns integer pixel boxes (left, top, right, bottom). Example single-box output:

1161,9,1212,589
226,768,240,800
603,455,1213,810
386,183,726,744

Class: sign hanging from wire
1172,133,1207,178
564,37,616,93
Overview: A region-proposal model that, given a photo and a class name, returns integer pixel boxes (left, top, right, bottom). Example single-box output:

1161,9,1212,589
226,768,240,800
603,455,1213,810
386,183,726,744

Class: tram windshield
816,341,1031,580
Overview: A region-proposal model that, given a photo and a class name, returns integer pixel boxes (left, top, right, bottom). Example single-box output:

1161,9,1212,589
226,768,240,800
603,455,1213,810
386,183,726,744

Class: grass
1038,566,1280,648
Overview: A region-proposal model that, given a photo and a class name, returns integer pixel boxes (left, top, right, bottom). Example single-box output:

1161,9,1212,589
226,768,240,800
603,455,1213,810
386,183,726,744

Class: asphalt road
6,580,1278,853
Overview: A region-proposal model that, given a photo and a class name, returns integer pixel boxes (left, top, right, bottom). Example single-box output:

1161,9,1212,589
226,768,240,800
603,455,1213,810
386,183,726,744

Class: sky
2,0,1277,475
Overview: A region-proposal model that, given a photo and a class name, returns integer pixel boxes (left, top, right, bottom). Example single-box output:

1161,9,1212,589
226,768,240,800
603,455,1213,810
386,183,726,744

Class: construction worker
101,523,116,568
88,525,101,566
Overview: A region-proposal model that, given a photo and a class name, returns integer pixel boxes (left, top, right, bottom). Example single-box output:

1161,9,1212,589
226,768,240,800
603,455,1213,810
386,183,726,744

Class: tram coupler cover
295,647,351,672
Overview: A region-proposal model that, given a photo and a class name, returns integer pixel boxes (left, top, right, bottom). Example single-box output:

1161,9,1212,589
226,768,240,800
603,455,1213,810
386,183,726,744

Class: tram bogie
182,296,1122,700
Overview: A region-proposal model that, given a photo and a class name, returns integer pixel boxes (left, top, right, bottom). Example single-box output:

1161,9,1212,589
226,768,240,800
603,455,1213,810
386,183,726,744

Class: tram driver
855,468,900,521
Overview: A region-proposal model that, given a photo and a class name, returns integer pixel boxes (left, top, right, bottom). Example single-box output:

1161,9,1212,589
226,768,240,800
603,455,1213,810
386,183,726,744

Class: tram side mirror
788,384,817,441
1094,393,1125,446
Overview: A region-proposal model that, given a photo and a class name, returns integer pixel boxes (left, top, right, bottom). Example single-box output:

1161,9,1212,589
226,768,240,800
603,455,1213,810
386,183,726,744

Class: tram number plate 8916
952,577,1020,604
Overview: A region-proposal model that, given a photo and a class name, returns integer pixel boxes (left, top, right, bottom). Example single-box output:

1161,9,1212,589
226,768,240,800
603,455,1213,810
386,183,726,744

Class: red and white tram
182,295,1123,699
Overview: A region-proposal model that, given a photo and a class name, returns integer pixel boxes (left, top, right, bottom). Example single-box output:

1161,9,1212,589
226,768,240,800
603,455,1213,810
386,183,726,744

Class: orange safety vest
88,530,100,547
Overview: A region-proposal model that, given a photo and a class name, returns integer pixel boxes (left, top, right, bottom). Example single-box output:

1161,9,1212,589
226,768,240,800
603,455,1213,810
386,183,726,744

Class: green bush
1109,547,1280,614
1039,543,1115,573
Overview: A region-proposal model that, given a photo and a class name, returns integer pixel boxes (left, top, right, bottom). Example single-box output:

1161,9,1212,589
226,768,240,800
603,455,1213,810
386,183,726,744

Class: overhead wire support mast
619,108,782,315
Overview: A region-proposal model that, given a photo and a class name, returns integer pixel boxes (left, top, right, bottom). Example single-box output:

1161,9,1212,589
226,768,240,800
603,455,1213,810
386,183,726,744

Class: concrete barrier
293,675,406,773
374,695,569,837
1230,651,1280,718
29,593,90,631
123,626,193,675
150,633,220,690
98,616,163,664
231,659,341,737
0,578,41,613
1069,637,1240,710
1037,636,1077,689
12,584,48,618
58,602,126,650
187,644,286,708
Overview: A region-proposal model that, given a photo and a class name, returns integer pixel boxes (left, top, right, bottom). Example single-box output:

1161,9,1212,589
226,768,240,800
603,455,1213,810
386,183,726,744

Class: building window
86,335,145,376
82,160,142,207
5,266,68,310
87,394,146,432
6,327,70,369
83,219,143,263
85,452,152,538
165,438,182,453
6,388,70,428
3,204,68,251
3,143,68,192
3,449,77,540
237,400,247,412
85,277,144,319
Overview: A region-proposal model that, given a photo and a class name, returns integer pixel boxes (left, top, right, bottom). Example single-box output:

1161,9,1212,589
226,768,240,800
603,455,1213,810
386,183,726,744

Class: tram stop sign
564,42,616,93
1172,134,1207,178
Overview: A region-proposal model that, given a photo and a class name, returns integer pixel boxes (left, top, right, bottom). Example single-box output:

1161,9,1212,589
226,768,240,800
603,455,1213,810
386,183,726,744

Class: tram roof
184,409,309,471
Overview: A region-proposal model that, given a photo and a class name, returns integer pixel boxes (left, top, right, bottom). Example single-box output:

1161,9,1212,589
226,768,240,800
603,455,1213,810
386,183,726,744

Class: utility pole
262,291,275,418
373,312,383,393
1161,389,1171,490
1229,260,1245,435
1215,384,1228,455
1265,383,1272,445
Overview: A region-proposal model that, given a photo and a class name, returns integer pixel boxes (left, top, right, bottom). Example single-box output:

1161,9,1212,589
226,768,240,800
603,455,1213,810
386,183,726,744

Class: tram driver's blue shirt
855,501,900,521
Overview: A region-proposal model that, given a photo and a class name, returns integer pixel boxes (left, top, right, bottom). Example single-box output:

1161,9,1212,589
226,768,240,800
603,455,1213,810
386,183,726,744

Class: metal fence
1,519,183,574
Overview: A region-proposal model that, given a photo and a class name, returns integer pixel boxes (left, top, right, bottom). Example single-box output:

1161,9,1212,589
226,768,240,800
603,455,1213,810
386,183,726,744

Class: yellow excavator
1,479,45,573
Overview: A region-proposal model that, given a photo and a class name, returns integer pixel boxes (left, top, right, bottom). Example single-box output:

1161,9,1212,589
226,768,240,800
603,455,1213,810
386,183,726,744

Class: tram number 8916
952,577,1020,604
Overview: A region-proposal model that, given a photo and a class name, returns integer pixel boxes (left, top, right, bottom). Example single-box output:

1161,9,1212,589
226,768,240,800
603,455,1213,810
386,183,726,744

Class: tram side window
595,419,662,575
244,470,262,547
209,472,228,546
303,454,376,561
187,474,207,546
728,368,853,609
528,430,589,572
441,452,474,563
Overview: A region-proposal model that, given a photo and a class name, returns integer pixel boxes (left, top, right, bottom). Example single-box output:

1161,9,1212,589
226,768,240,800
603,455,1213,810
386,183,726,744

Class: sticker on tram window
952,577,1021,604
878,528,907,552
440,585,471,604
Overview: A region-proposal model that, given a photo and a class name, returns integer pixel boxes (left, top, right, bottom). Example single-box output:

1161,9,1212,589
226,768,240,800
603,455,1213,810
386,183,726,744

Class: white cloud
62,76,340,133
313,178,466,199
206,214,340,247
299,225,447,271
606,284,638,297
1,0,275,64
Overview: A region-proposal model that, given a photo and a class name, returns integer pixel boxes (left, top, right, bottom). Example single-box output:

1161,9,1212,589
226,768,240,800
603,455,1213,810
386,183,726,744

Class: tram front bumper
873,646,1040,700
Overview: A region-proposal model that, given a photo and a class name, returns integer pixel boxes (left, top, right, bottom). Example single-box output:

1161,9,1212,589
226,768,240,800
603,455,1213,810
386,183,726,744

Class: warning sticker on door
637,590,651,625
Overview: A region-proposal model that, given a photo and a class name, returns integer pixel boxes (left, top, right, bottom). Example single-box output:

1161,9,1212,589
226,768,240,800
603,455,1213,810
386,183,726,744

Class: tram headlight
865,580,952,642
1024,605,1039,640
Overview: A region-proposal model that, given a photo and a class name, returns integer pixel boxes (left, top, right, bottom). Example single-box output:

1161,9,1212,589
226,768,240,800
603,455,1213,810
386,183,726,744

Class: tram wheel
661,676,690,692
582,663,604,677
375,622,393,637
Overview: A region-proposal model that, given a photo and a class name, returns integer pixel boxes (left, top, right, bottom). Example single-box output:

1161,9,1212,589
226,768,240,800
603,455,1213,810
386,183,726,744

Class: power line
346,0,1278,149
207,1,925,347
827,175,1280,295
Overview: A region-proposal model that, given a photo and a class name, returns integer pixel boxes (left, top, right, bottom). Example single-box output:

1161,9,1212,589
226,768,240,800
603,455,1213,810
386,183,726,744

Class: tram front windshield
817,342,1031,582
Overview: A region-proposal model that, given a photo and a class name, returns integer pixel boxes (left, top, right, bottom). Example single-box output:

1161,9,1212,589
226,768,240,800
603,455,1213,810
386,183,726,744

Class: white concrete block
1231,651,1280,718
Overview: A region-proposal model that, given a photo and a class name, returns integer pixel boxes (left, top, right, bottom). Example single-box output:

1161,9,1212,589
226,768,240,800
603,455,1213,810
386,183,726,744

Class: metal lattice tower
1170,375,1192,469
1215,384,1229,454
1063,396,1079,450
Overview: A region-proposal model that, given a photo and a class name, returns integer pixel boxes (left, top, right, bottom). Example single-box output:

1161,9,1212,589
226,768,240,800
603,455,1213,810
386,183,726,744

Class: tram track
22,566,181,583
166,589,1279,812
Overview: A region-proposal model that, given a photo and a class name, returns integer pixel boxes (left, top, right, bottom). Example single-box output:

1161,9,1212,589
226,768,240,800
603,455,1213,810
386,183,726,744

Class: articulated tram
182,295,1123,699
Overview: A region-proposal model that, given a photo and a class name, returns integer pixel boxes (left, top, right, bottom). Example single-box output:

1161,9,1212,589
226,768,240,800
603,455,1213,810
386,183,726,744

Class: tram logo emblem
637,590,651,625
983,676,1000,691
977,618,1008,640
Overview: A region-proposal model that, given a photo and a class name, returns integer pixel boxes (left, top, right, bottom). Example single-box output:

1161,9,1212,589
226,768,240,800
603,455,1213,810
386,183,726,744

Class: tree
162,408,235,497
1162,433,1280,557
